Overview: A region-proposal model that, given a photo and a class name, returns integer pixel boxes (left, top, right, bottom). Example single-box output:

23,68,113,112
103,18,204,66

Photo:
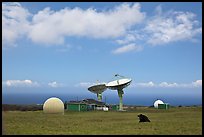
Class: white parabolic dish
106,78,132,90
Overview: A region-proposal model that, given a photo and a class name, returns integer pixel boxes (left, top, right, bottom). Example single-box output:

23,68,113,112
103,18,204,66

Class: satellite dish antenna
106,74,132,111
88,80,107,102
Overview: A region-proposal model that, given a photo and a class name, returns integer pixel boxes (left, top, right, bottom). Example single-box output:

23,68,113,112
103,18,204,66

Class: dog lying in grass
138,114,151,122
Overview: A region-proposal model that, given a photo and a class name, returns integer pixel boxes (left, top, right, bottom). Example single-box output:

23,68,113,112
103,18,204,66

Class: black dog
138,114,151,122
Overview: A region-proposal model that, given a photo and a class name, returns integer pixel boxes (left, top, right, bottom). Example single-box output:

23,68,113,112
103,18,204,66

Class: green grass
2,106,202,135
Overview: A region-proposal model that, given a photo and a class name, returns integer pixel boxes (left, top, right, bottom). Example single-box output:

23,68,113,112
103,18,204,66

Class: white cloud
2,2,202,52
2,80,67,88
130,80,202,88
144,6,202,45
115,34,137,45
28,3,145,45
114,5,202,53
2,79,40,87
2,2,31,47
112,43,143,54
158,82,179,88
2,2,146,46
48,81,64,88
75,82,93,88
192,80,202,87
132,81,155,88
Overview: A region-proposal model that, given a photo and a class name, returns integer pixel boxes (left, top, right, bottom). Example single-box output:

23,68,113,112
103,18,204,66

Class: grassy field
2,106,202,135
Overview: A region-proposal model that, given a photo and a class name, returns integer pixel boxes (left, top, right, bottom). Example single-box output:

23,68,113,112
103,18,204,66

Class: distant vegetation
2,105,202,135
2,104,201,111
2,104,43,111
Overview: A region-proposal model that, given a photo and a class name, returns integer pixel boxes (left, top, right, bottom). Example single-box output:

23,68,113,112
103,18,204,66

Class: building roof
67,98,105,106
69,100,81,103
81,99,106,106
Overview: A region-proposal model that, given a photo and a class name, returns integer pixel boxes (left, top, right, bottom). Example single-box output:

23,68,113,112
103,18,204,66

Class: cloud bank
2,79,201,88
2,2,31,46
2,80,40,87
48,81,64,88
2,2,145,46
144,7,202,45
2,2,202,54
130,80,202,88
112,43,143,54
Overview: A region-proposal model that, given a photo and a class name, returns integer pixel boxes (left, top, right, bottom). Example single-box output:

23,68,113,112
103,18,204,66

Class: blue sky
2,2,202,105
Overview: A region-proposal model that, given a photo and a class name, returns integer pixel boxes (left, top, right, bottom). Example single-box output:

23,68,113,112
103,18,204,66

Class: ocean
2,92,202,106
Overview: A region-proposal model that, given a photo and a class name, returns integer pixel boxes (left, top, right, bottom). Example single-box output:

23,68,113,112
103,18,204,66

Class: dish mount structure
106,74,132,111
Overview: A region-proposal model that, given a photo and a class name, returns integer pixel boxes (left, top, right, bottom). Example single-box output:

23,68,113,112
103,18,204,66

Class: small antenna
115,74,125,78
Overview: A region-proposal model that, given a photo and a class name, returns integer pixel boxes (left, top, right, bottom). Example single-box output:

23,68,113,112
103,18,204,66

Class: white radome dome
43,97,64,114
154,99,164,108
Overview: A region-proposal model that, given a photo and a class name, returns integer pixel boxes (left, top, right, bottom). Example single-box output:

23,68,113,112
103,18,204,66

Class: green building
67,103,87,111
158,103,170,109
66,99,106,111
109,105,119,111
